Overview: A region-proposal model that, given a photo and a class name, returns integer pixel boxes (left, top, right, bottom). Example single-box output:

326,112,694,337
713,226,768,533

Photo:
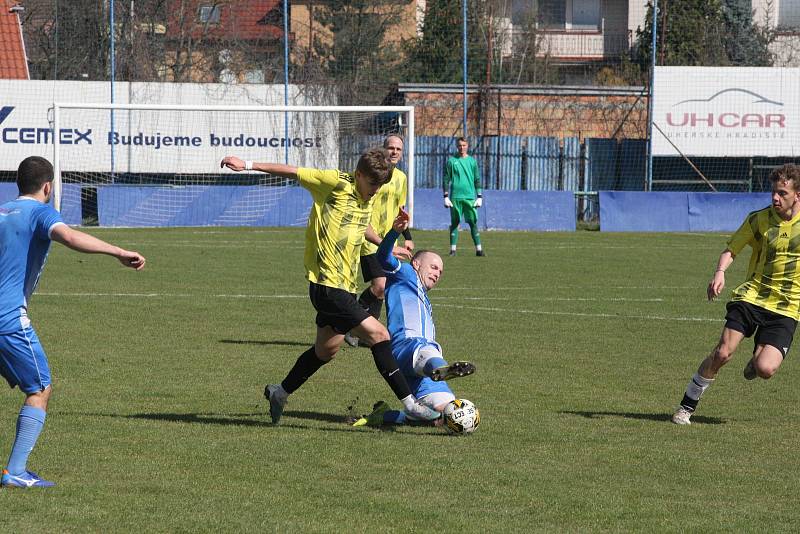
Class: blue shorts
393,337,452,399
0,326,51,394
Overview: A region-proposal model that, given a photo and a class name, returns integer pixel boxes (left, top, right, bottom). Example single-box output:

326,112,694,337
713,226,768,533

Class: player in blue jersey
0,156,145,488
352,209,476,427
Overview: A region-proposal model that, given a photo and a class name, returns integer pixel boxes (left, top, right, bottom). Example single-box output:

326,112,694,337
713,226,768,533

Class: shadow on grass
219,339,308,347
59,410,445,435
561,410,726,425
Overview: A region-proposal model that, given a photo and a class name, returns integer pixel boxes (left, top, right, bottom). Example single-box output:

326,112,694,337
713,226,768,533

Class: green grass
2,227,799,532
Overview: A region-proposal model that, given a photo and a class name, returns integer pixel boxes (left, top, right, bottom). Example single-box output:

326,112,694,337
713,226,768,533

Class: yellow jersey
727,206,800,320
360,167,408,256
297,168,373,293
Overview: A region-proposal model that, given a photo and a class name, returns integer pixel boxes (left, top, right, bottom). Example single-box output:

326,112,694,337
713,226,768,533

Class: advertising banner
0,80,337,173
652,67,799,157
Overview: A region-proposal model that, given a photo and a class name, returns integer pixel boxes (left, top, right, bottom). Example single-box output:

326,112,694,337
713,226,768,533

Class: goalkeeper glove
444,195,453,208
473,195,483,208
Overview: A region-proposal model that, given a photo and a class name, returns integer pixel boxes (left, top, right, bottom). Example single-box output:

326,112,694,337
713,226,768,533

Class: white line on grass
436,286,696,291
436,303,717,322
35,292,712,322
36,292,307,299
434,296,666,302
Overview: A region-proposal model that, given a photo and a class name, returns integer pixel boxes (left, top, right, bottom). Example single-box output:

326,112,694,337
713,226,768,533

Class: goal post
51,103,415,227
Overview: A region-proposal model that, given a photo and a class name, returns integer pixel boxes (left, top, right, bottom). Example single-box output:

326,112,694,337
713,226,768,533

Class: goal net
52,104,414,227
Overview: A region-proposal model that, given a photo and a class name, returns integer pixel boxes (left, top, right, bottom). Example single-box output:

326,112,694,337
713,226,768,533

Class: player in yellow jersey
345,135,414,348
672,164,800,425
220,149,440,425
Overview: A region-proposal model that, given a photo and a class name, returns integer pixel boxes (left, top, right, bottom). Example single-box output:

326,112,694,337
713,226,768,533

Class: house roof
167,1,285,41
0,0,28,79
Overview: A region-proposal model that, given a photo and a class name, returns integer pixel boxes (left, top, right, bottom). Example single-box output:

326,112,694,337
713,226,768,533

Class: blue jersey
377,230,436,347
377,230,451,399
0,198,64,334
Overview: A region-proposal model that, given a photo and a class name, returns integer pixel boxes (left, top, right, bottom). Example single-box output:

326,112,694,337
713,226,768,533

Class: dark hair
356,147,394,185
17,156,54,195
383,134,404,148
456,137,467,144
770,164,800,189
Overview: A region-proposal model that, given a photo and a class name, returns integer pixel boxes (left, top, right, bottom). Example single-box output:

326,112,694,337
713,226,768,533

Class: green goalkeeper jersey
444,155,481,200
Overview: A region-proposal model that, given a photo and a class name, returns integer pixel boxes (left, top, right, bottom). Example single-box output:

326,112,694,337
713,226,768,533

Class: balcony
513,29,633,62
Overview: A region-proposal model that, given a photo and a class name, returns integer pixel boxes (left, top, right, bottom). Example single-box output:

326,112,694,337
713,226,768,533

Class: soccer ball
442,398,480,435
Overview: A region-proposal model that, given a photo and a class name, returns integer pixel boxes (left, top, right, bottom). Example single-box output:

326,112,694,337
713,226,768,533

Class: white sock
400,395,416,411
685,372,714,401
476,245,483,252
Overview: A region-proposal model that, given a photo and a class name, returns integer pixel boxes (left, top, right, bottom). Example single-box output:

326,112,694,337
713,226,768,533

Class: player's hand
444,196,453,208
403,239,414,253
473,196,483,208
392,246,412,261
707,271,725,301
392,208,410,233
220,156,245,172
118,250,146,271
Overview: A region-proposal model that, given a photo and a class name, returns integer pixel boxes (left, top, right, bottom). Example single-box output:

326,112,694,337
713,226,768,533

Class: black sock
679,394,698,412
359,287,383,319
281,346,327,394
371,340,411,400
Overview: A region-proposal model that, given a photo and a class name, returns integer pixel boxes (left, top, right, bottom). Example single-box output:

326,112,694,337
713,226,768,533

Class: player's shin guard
281,346,328,394
680,372,714,412
371,340,412,400
358,287,383,320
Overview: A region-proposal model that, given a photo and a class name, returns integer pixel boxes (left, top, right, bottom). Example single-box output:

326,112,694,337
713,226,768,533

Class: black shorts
725,301,798,357
309,282,371,334
360,253,384,283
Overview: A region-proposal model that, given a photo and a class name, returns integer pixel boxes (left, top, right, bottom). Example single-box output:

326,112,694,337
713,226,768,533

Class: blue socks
423,357,448,377
7,405,46,476
383,410,407,425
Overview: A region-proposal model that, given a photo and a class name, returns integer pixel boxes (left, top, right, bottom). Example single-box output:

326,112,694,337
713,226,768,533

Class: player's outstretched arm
707,249,734,301
220,156,298,179
50,225,146,270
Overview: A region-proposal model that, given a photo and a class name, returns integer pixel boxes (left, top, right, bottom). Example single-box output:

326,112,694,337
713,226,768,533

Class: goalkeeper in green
443,137,484,257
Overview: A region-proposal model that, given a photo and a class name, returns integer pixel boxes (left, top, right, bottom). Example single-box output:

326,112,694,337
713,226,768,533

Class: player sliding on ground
353,208,476,427
672,164,800,425
0,156,145,488
220,150,440,424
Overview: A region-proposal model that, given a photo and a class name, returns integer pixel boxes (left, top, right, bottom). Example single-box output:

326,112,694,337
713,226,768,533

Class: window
198,5,221,24
779,0,800,30
532,0,601,31
572,0,600,30
536,0,566,30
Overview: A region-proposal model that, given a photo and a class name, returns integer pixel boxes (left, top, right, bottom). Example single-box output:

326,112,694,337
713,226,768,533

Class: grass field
2,227,800,532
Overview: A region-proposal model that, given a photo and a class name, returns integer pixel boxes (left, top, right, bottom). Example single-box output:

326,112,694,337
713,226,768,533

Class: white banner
652,66,800,157
0,80,338,172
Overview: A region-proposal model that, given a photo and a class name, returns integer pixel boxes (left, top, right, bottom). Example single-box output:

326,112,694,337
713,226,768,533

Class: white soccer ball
443,398,480,435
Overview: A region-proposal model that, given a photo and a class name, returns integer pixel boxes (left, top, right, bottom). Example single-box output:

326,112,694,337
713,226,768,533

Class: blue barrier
94,185,575,230
413,188,575,231
600,191,771,232
0,183,81,225
97,185,311,227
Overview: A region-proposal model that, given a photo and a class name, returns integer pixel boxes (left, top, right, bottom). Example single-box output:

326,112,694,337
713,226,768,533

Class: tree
402,0,488,84
308,0,405,105
635,0,773,68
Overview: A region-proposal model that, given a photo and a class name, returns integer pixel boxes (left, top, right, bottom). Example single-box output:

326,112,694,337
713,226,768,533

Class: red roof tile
0,0,27,79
